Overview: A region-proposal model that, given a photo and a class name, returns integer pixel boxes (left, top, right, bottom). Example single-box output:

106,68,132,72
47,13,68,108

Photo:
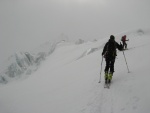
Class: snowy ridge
0,51,47,83
0,37,84,84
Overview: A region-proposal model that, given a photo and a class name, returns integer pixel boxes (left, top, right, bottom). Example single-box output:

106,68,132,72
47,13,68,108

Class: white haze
0,0,150,64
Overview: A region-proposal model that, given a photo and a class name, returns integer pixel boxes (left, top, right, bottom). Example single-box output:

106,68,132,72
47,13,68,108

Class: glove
119,43,123,50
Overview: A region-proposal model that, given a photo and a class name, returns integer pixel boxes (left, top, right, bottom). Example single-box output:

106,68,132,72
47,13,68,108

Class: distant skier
121,35,129,50
102,35,123,83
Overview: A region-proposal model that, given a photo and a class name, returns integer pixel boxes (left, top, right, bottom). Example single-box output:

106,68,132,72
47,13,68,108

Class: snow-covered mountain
0,29,150,113
0,36,75,83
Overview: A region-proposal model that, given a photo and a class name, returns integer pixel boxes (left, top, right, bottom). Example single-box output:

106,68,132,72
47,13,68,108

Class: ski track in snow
80,81,115,113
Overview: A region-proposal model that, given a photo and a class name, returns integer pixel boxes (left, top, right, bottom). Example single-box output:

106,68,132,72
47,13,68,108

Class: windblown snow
0,29,150,113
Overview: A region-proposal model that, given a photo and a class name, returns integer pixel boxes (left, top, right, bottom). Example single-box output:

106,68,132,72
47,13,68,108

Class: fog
0,0,150,64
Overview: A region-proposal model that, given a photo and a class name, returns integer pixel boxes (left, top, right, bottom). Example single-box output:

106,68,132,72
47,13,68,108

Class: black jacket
102,39,123,59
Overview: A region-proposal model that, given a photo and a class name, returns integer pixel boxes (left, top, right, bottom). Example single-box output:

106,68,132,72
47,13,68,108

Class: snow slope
0,29,150,113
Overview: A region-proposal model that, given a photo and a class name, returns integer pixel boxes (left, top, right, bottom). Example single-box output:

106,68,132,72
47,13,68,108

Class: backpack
104,39,116,58
121,35,126,41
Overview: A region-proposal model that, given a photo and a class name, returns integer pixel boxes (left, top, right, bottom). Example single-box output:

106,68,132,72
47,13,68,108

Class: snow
0,29,150,113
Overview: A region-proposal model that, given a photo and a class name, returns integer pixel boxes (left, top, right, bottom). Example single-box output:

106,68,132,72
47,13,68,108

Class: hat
110,35,115,40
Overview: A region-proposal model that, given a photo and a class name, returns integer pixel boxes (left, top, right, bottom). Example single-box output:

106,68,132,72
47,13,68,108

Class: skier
102,35,123,83
121,35,129,50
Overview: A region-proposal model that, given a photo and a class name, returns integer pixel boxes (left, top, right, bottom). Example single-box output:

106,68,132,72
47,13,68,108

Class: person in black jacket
102,35,123,83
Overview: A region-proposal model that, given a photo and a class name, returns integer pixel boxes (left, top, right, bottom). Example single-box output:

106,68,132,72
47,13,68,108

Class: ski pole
123,50,130,73
98,56,103,83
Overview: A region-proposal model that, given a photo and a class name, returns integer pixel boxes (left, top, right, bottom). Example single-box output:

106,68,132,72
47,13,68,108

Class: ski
107,83,110,89
104,80,111,89
104,83,110,89
104,82,108,88
104,84,108,88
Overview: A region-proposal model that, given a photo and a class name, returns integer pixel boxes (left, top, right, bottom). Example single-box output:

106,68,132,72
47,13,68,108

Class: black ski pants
104,58,115,73
122,41,127,49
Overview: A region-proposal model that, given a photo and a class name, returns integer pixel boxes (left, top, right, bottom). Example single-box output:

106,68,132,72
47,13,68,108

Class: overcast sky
0,0,150,64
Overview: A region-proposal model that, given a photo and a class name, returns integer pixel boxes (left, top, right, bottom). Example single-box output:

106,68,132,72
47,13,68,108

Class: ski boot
108,72,113,83
104,72,108,84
